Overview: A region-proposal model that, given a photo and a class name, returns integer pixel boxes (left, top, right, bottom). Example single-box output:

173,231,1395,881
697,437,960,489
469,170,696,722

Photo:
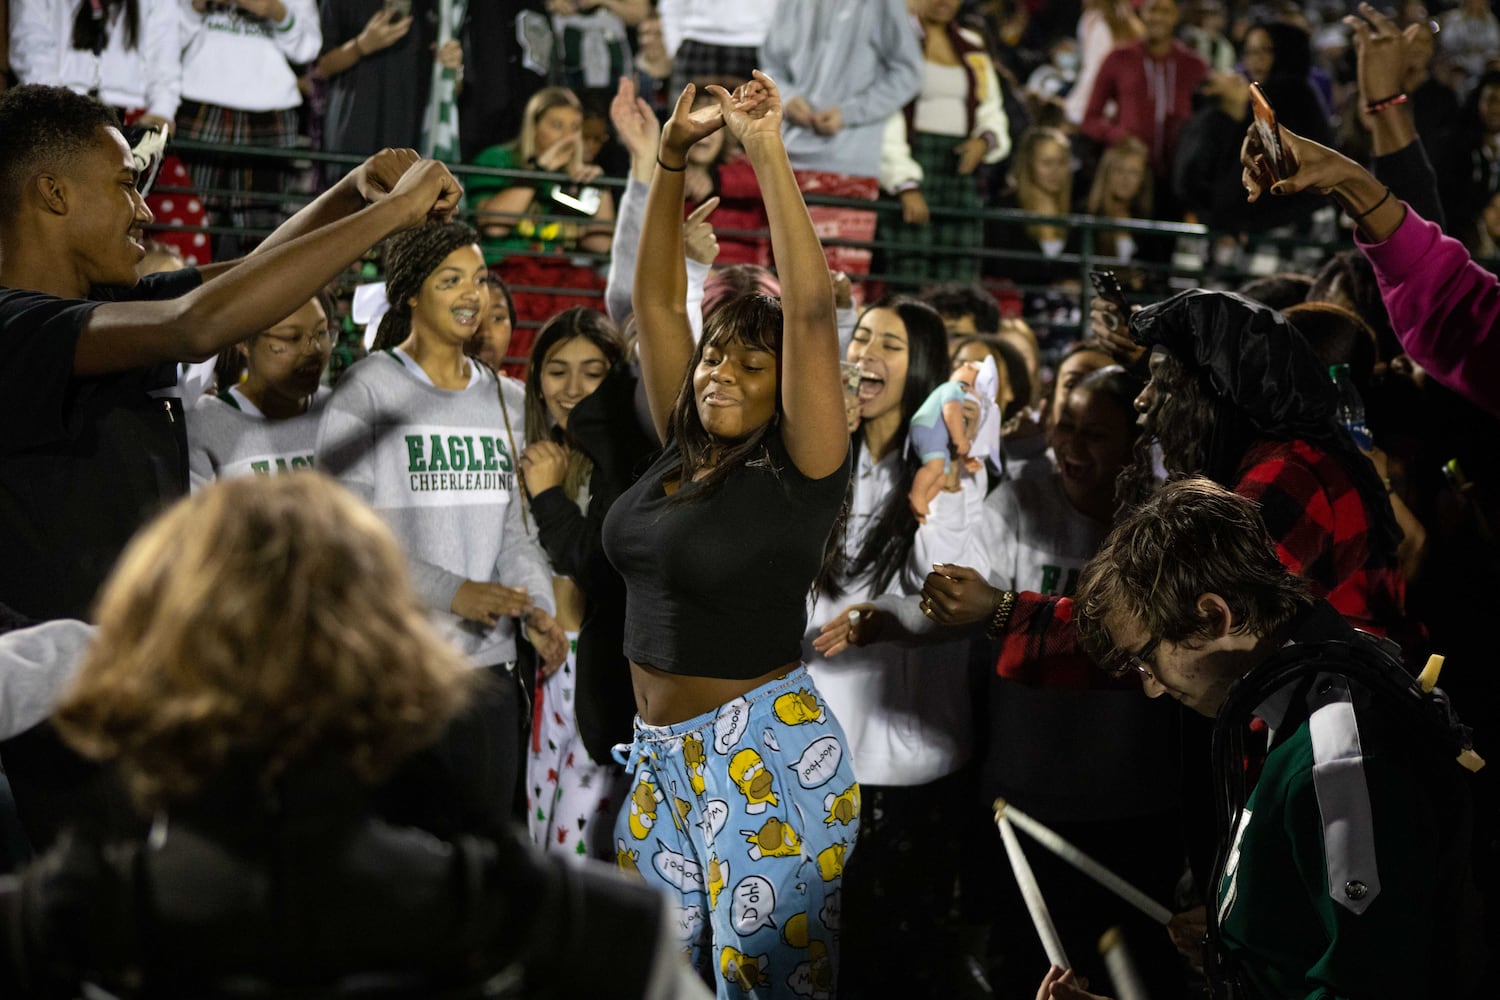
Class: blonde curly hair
55,474,474,811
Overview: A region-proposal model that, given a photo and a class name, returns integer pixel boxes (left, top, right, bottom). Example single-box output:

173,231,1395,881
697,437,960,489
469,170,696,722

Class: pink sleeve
1358,206,1500,416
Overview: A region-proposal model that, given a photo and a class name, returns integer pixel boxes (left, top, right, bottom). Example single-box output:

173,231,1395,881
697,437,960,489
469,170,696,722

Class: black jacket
527,364,657,763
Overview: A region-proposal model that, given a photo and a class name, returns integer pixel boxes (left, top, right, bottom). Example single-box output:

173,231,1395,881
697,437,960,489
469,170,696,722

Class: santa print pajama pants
613,666,860,1000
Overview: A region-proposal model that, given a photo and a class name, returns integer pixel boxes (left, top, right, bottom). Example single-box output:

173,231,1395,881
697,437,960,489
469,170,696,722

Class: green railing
159,138,1376,334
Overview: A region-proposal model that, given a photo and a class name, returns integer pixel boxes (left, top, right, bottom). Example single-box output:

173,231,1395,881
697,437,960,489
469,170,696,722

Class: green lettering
494,437,513,472
464,435,484,471
427,434,450,471
290,455,313,470
482,437,499,471
405,435,426,472
447,436,467,471
250,460,270,475
274,458,290,473
1039,565,1060,596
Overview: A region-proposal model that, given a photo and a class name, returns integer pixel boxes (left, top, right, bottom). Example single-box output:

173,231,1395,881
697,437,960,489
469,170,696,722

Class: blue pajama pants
614,666,860,999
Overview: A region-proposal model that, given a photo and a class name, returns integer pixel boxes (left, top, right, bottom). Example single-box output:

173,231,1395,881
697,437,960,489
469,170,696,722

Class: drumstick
996,798,1173,926
996,811,1069,969
1098,927,1151,1000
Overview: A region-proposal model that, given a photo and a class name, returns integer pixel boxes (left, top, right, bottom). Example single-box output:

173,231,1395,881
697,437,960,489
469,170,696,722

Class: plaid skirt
670,39,758,92
174,99,302,258
877,131,984,288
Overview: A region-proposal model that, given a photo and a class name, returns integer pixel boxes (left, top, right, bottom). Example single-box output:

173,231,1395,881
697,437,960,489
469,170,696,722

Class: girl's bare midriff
629,658,800,726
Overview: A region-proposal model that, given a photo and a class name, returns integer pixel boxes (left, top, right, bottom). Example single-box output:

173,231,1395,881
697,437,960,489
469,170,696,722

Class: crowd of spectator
1,1,1499,998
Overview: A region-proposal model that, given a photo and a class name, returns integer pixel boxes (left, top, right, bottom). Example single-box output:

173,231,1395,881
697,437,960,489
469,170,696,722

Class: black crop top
601,432,851,679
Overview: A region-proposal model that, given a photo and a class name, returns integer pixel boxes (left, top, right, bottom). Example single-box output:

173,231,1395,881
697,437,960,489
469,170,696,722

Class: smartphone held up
1248,82,1291,183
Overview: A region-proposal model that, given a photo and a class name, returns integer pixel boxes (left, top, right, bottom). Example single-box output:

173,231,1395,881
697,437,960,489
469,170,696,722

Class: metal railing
158,137,1394,334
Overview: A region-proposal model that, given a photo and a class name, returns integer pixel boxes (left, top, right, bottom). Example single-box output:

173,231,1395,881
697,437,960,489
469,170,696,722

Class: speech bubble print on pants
762,727,781,752
715,697,751,755
732,875,778,935
789,735,842,789
653,841,705,892
698,798,730,839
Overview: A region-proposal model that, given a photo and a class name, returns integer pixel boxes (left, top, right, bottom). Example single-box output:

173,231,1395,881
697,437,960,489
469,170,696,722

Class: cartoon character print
742,815,803,861
823,783,859,826
772,688,826,726
782,913,833,999
627,771,664,840
729,747,779,814
683,731,708,795
616,839,642,879
707,854,730,908
720,945,771,991
815,841,846,882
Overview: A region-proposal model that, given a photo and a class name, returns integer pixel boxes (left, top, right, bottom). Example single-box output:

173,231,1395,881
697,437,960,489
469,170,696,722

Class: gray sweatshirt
187,386,329,489
759,0,923,176
316,351,554,667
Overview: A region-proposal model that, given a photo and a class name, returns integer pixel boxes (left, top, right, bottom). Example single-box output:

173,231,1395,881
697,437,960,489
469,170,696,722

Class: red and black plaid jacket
997,439,1404,689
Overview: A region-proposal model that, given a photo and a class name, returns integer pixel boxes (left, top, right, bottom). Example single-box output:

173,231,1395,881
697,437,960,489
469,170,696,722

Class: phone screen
551,184,603,217
1089,269,1130,315
1249,83,1289,182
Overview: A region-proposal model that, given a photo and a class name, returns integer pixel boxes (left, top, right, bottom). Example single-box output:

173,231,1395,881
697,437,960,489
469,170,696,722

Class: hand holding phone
1249,82,1291,182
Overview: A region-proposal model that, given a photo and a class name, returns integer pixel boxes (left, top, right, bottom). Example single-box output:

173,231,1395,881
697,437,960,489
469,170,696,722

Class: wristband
1350,187,1392,221
1363,93,1408,114
985,589,1018,640
657,156,687,172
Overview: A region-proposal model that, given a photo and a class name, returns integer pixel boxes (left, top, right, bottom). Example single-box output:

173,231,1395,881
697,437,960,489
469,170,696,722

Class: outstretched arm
713,71,846,478
79,159,461,375
633,85,725,441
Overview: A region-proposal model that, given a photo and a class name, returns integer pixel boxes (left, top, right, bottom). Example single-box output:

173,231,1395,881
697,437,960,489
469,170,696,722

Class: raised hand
1241,122,1355,201
350,147,420,204
388,158,463,224
520,440,569,497
535,134,581,172
660,83,727,166
1345,2,1413,106
705,70,786,146
610,76,662,165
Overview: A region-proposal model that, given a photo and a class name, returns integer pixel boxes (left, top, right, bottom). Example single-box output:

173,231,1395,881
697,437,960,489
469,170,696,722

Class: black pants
375,662,526,839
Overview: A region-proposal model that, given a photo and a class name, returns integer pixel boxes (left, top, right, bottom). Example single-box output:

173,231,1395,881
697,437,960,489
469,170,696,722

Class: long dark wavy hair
665,293,785,503
373,222,483,352
1117,349,1225,510
523,307,625,501
815,297,951,598
72,0,139,53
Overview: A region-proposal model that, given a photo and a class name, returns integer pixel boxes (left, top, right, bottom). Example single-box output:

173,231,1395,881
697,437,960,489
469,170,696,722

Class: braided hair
373,221,483,352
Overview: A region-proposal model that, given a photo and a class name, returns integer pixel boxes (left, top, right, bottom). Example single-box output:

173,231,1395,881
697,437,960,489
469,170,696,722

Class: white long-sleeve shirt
10,0,182,120
803,446,991,787
177,0,319,112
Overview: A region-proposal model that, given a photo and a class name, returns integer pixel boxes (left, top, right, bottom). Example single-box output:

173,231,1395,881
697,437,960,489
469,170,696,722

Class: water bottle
1329,364,1372,451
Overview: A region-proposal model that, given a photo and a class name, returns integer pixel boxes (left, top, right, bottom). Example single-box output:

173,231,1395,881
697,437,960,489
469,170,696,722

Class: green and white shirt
188,385,329,488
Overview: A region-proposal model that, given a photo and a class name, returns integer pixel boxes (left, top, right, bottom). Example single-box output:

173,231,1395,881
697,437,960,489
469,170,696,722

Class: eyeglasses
1108,634,1162,680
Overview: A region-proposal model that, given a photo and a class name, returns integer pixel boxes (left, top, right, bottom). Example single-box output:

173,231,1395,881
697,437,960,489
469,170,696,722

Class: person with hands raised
601,72,858,998
0,84,463,848
603,76,721,336
1241,93,1500,416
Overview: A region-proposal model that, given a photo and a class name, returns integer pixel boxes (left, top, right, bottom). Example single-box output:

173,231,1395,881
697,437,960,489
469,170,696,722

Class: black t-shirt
0,269,202,621
601,431,851,680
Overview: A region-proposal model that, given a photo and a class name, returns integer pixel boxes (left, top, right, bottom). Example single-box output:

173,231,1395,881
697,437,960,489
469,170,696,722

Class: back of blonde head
56,474,473,811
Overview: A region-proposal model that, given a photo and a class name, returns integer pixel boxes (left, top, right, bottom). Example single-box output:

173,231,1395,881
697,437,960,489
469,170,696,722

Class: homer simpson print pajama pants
614,666,860,1000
